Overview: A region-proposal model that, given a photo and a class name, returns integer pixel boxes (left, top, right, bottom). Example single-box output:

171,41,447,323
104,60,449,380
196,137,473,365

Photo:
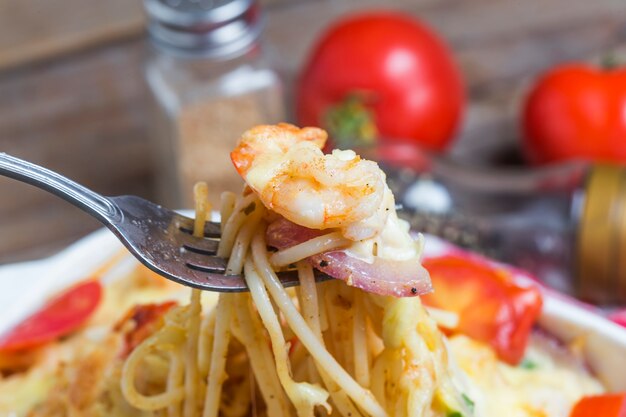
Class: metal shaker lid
144,0,263,57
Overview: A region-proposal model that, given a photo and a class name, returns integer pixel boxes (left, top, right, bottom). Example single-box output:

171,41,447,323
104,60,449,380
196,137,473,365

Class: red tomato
523,64,626,164
296,11,464,151
421,255,543,365
0,280,102,352
570,393,626,417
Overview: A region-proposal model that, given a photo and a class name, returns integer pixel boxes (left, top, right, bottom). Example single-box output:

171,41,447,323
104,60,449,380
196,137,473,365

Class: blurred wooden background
1,0,626,263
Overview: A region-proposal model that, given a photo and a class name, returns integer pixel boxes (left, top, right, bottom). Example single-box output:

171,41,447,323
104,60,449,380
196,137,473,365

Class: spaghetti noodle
120,182,466,417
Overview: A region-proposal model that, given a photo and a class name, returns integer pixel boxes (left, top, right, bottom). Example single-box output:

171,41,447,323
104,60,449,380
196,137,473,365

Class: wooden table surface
1,0,626,263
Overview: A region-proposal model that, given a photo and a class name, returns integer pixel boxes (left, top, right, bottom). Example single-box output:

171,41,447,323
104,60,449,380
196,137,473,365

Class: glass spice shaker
143,0,285,207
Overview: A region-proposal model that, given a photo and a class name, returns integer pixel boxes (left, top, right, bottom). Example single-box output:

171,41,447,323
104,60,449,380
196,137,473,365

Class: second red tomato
523,65,626,164
296,11,465,151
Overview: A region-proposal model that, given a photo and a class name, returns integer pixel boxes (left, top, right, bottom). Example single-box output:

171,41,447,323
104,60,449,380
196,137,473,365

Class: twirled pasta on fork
0,124,604,417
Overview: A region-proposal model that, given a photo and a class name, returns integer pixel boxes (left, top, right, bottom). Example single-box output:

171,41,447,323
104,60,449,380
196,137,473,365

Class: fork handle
0,153,121,223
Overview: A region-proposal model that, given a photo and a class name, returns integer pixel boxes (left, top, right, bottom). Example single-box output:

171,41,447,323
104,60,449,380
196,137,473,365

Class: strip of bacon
266,218,431,297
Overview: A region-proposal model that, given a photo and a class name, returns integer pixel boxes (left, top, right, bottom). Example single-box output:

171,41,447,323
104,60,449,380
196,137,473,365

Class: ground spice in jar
177,90,284,205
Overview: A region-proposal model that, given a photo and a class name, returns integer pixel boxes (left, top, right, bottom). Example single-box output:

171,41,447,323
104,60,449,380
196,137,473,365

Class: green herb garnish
519,358,538,370
462,393,475,412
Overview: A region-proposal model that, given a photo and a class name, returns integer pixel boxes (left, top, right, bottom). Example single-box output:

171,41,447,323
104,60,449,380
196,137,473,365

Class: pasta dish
0,124,605,417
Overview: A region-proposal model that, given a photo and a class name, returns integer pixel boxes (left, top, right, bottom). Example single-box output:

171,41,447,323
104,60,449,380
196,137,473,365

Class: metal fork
0,153,326,292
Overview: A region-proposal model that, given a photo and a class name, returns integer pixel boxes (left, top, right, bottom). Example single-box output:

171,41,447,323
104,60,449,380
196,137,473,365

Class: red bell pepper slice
422,255,543,365
570,393,626,417
0,280,102,352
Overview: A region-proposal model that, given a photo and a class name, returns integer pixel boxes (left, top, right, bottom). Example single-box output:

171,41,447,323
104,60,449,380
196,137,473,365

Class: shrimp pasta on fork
0,124,604,417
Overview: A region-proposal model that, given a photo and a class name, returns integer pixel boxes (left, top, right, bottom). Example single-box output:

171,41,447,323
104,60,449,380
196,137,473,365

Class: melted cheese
344,187,421,263
448,335,603,417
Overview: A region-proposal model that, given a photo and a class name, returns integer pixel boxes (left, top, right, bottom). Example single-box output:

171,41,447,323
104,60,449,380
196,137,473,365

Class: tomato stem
323,93,378,148
601,52,620,70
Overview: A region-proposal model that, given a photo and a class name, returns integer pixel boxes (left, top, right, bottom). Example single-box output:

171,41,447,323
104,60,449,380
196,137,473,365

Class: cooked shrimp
231,124,387,237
